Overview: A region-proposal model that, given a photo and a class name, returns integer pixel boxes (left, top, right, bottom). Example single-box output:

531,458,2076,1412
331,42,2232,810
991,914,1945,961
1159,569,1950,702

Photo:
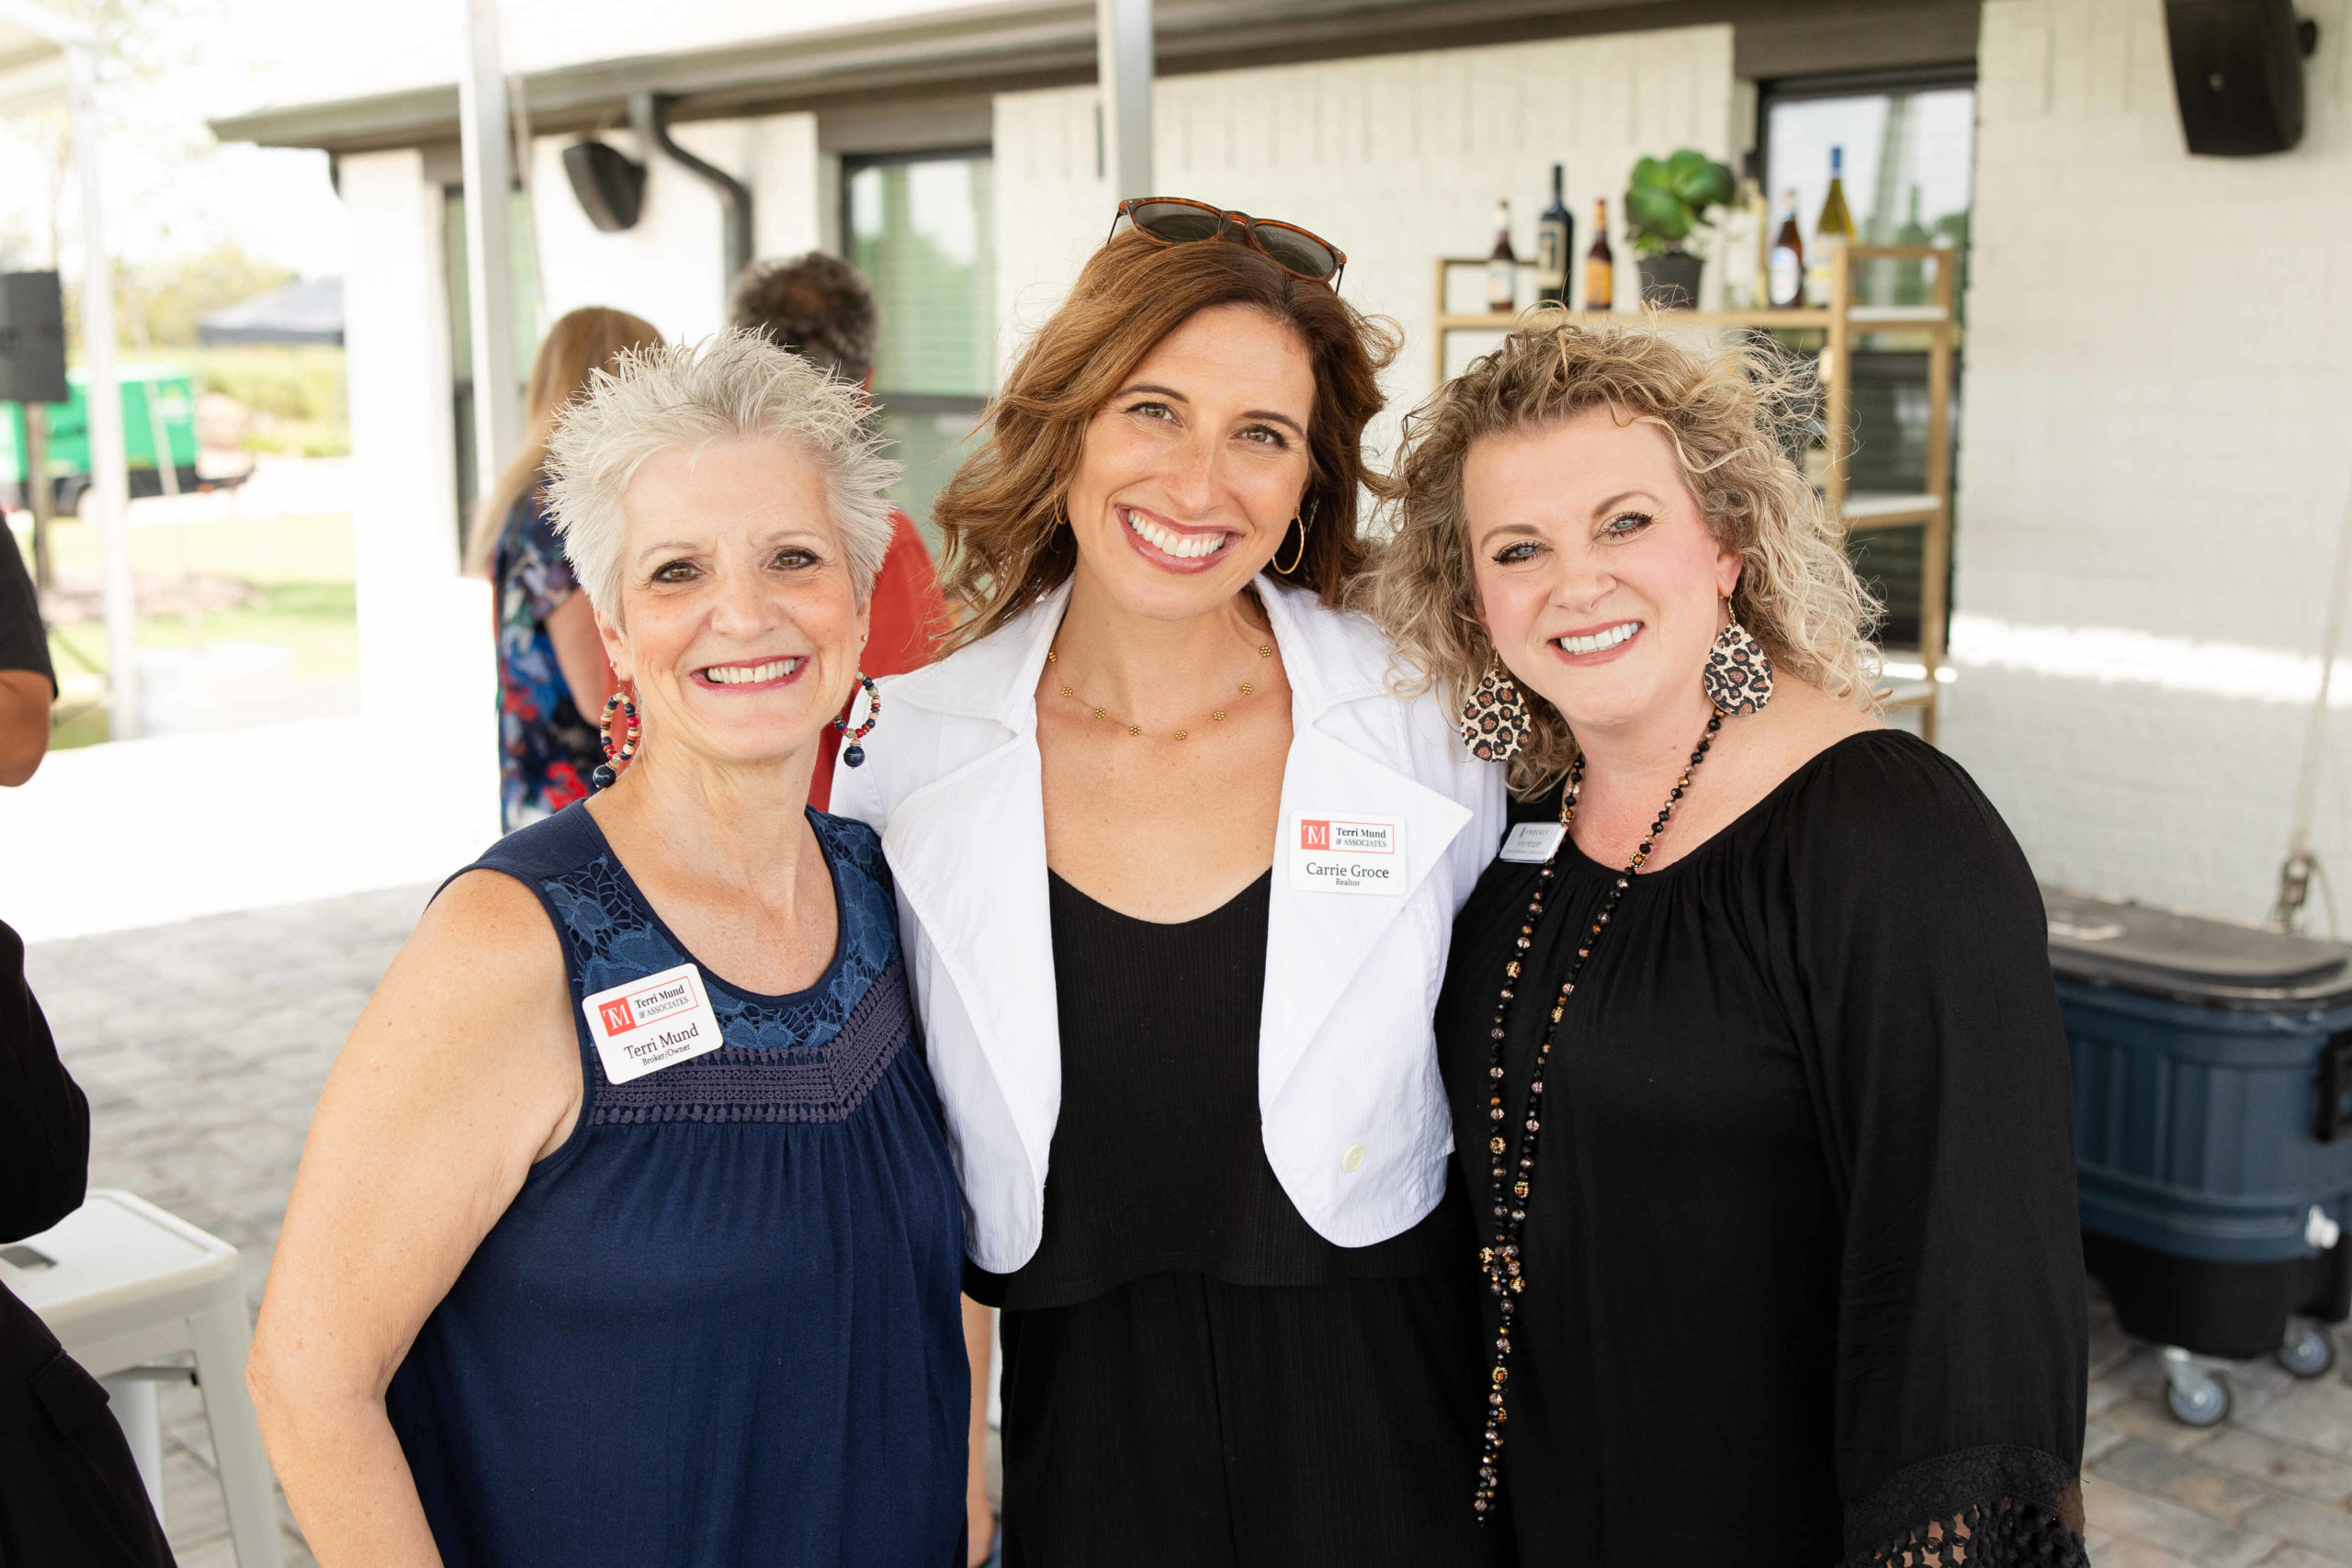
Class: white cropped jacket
831,577,1506,1272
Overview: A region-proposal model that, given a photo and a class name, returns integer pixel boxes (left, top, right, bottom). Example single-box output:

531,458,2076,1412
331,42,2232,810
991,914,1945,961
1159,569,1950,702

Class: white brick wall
1947,0,2352,924
993,26,1739,462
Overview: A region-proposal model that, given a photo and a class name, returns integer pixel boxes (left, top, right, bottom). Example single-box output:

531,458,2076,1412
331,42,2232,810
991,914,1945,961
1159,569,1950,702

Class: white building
212,0,2352,929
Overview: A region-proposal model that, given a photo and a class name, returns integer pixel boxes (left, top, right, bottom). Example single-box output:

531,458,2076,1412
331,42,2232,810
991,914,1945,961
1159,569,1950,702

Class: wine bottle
1718,151,1764,310
1583,197,1613,313
1768,189,1804,310
1805,145,1856,305
1535,165,1572,308
1487,200,1518,314
1893,185,1932,307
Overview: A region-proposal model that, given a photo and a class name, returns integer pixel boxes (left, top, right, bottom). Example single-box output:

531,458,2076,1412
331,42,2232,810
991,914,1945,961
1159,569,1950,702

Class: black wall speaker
563,140,647,231
0,272,68,406
2165,0,2321,155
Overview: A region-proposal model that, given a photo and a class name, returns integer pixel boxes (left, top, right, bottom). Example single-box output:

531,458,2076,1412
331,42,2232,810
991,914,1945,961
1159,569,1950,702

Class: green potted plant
1623,150,1736,308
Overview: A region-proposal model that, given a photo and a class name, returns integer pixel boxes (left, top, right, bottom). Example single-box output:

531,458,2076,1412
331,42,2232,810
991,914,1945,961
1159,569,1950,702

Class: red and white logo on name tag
1288,811,1405,896
581,962,721,1085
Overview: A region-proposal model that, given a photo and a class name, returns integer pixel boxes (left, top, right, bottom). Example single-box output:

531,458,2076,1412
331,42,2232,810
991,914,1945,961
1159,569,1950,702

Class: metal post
67,42,134,739
458,0,523,488
23,402,51,590
1096,0,1154,199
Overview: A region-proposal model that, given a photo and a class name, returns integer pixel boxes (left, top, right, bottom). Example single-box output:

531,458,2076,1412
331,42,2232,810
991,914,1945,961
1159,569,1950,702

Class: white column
340,151,463,717
458,0,522,479
1096,0,1154,200
66,43,134,739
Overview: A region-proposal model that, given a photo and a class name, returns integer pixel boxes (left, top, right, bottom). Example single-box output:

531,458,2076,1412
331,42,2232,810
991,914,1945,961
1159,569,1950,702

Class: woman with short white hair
250,331,971,1567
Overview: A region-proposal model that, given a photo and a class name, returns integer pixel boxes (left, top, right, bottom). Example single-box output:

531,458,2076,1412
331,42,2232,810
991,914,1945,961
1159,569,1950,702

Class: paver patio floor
22,889,2352,1566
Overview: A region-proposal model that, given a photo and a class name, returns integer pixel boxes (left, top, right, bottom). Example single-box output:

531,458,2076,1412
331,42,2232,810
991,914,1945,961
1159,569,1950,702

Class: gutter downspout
630,92,752,298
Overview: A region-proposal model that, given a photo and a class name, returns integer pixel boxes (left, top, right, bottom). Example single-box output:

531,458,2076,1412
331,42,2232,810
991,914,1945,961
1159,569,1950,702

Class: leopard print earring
1458,654,1533,761
1702,607,1774,715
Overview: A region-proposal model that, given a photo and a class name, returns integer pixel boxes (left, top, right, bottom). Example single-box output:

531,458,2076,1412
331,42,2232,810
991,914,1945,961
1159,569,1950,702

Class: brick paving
23,888,2352,1566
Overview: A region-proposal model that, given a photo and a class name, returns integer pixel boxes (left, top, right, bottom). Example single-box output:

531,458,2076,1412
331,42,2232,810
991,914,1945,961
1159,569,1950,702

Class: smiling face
597,436,869,773
1062,302,1317,621
1464,404,1741,740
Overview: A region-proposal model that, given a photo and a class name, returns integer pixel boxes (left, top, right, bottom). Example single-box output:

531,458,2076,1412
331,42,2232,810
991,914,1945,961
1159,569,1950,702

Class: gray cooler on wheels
2045,887,2352,1426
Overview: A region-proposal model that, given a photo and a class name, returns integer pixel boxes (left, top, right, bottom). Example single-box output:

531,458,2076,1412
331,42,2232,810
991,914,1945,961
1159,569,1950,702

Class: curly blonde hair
1359,320,1882,797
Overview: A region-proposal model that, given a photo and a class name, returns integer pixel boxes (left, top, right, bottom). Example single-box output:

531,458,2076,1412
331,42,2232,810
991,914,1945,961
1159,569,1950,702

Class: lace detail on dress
544,812,899,1055
1842,1447,2088,1568
590,959,911,1125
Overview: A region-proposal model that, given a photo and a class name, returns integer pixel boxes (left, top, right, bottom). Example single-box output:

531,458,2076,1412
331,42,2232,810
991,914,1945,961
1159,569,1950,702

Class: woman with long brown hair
832,207,1508,1566
469,306,663,831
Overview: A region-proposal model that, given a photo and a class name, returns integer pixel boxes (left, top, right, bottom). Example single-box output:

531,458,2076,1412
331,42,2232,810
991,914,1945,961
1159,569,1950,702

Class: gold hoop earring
1272,501,1314,575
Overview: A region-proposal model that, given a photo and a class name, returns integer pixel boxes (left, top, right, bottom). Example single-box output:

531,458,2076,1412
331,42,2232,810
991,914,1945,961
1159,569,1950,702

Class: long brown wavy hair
1360,320,1882,797
934,228,1398,651
465,306,663,578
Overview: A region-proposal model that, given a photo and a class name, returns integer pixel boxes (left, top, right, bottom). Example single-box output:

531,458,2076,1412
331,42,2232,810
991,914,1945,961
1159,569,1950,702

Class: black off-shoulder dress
1434,729,2089,1566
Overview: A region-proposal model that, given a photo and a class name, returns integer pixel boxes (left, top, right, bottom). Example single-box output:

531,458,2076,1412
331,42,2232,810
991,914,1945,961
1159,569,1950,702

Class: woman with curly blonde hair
1363,323,2089,1564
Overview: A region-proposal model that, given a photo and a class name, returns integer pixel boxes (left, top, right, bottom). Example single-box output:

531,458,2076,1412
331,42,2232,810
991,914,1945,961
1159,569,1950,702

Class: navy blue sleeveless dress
384,803,968,1567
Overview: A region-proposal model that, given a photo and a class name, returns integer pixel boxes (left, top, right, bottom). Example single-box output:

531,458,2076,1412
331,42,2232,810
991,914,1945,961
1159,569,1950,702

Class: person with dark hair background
729,251,950,808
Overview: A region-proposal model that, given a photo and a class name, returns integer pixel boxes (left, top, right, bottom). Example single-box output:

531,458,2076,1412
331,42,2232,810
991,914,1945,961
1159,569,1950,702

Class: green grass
12,512,360,748
33,511,355,586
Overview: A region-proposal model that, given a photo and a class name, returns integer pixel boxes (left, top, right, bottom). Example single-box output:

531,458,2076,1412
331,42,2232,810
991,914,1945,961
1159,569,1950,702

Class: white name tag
582,963,722,1085
1289,811,1406,897
1498,821,1568,863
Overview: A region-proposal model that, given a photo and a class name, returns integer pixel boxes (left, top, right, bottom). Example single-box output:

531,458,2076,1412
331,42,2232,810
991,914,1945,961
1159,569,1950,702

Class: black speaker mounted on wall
563,140,648,231
2165,0,2321,155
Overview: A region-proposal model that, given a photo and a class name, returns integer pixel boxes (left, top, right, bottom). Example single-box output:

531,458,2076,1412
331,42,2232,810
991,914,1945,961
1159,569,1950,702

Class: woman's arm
963,1295,995,1565
247,872,583,1568
1781,742,2089,1566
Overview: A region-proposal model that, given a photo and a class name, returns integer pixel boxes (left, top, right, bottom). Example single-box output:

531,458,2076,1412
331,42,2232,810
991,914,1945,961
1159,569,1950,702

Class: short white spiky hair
543,329,901,615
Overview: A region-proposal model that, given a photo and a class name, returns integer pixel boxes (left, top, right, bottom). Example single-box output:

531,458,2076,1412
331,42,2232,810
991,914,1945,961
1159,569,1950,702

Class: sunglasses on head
1110,197,1347,289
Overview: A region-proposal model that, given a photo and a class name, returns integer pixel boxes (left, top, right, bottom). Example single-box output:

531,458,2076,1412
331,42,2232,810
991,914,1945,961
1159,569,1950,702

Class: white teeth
704,658,801,684
1555,623,1640,656
1124,507,1227,561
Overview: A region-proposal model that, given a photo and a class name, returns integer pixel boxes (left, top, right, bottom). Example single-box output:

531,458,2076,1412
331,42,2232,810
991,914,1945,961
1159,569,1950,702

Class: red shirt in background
808,509,948,810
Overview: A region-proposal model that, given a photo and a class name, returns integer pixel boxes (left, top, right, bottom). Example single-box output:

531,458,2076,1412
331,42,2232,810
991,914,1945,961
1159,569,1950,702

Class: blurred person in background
468,306,664,833
250,333,968,1568
730,252,949,809
2,912,175,1564
1,529,54,786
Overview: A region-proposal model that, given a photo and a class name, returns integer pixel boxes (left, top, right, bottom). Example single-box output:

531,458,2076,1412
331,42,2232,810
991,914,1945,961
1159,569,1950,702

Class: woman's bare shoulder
356,869,575,1078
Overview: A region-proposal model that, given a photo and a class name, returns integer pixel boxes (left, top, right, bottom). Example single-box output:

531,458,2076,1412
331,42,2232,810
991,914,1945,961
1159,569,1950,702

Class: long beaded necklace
1045,640,1275,740
1473,705,1725,1521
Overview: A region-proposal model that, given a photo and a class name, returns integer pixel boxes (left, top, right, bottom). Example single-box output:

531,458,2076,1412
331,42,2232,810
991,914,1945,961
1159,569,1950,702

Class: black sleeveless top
968,868,1464,1311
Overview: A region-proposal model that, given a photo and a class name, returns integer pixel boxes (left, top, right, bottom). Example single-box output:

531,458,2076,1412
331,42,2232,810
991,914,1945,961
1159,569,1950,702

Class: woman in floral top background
467,308,663,831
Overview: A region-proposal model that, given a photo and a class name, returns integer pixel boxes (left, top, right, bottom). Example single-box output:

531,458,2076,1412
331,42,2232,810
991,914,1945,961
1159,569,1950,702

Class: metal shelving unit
1430,244,1956,741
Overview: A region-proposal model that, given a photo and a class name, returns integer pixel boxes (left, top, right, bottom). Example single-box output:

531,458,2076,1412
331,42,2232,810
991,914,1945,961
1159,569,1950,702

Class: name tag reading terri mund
582,962,722,1084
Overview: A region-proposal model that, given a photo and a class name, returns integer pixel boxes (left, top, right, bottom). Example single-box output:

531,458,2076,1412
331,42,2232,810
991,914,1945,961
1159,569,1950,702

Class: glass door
843,150,995,556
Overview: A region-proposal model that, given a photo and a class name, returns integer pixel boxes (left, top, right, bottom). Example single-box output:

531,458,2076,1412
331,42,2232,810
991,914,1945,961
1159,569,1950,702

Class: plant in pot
1624,150,1736,309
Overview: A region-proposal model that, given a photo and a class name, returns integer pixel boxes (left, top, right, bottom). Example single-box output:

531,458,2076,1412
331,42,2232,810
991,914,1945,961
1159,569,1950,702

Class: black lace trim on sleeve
1841,1445,2088,1568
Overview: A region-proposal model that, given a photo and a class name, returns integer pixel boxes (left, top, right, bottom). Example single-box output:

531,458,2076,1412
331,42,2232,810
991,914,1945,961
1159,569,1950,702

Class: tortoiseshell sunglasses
1109,197,1348,289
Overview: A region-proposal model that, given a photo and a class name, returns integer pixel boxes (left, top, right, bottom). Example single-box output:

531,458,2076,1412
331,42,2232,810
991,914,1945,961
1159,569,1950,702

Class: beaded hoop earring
592,689,639,790
834,673,881,768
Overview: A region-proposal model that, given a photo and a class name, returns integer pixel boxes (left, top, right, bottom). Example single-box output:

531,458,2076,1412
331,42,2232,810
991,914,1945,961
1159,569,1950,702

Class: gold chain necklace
1045,640,1275,740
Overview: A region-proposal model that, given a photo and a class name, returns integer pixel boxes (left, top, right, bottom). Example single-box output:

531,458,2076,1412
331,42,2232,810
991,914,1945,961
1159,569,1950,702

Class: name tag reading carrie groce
1288,812,1406,897
582,962,721,1084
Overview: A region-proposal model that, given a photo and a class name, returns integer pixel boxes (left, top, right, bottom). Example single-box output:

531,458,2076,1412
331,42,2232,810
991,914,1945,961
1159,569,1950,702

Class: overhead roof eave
210,0,1703,152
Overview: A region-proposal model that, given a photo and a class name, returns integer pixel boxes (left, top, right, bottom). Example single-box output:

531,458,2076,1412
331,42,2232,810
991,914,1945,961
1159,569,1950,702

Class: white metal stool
0,1190,284,1568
